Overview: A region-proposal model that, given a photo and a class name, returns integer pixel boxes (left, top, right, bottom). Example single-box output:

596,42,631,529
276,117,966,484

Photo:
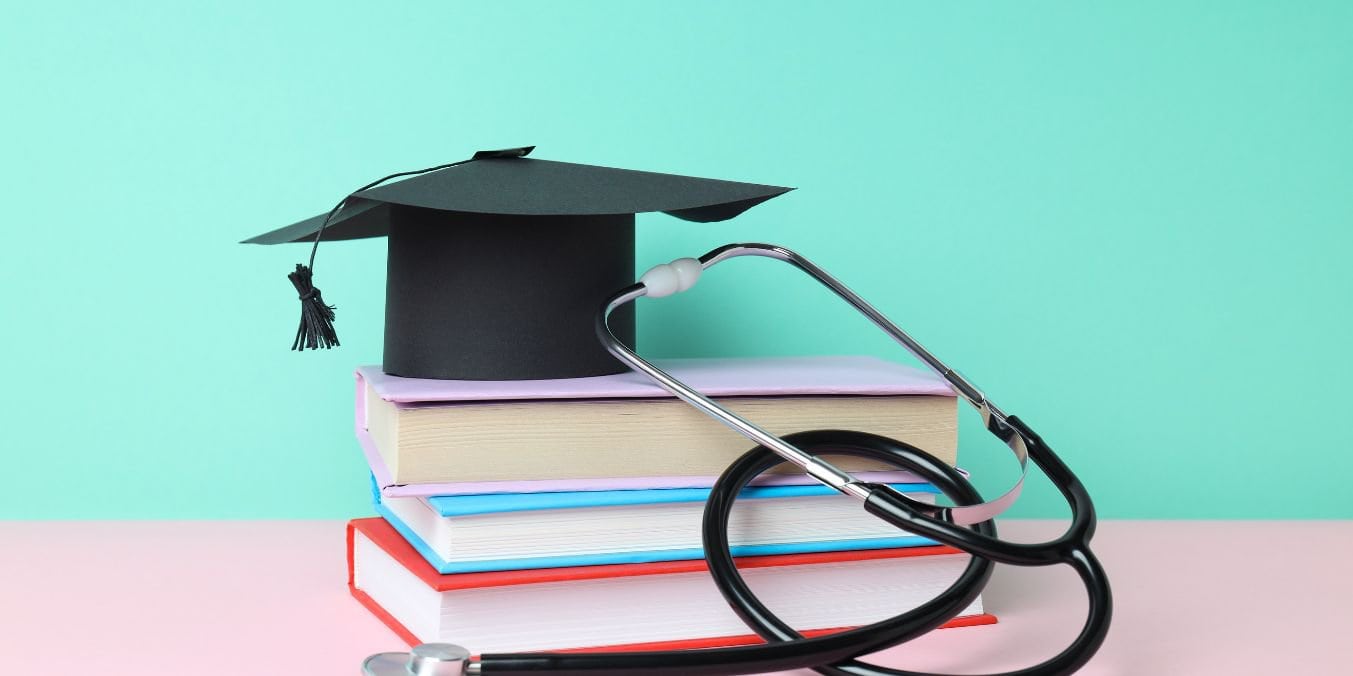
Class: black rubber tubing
479,426,1111,675
700,429,1112,676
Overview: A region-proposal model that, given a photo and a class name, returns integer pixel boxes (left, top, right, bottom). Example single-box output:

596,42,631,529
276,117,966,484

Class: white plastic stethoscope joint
639,257,702,297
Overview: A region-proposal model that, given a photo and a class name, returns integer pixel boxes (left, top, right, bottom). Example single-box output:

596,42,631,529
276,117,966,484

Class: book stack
347,355,995,653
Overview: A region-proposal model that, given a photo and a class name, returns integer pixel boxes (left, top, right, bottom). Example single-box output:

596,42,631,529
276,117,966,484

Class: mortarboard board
244,147,792,381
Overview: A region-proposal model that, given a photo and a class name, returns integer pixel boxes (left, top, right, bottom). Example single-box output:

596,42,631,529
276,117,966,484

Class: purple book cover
356,355,956,497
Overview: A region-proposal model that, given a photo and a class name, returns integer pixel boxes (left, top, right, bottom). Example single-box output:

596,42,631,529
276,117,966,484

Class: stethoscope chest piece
363,643,472,676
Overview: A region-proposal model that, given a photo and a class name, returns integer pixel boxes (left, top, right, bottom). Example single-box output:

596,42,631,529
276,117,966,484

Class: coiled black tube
701,429,1110,676
479,427,1110,675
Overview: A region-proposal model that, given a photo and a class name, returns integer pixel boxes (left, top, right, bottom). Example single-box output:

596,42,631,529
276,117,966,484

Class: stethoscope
365,243,1112,676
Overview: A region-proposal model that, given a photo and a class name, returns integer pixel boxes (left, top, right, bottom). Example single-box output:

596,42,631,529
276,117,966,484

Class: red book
348,518,995,653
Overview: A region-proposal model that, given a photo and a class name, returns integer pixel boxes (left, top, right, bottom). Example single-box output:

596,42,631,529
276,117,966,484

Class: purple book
356,355,956,497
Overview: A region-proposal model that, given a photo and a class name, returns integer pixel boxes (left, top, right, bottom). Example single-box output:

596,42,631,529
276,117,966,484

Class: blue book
375,482,940,574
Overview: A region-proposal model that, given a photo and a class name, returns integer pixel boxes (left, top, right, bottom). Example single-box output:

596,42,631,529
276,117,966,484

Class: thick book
376,482,942,574
357,355,957,489
348,518,995,653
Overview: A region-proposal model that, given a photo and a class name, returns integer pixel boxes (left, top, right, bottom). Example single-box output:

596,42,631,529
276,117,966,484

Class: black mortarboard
244,147,791,381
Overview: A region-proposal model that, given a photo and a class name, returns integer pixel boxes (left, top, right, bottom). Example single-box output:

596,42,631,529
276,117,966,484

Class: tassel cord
290,158,476,351
306,159,476,271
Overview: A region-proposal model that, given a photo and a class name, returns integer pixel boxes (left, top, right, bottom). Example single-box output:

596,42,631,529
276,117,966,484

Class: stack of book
346,355,995,653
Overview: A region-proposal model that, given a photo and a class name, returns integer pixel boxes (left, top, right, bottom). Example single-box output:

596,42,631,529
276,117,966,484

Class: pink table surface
1,520,1349,675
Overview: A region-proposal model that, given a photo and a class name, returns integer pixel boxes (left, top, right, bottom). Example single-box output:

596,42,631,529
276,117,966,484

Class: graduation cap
244,147,792,381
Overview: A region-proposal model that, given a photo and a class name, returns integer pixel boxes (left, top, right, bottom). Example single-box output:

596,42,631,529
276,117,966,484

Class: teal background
1,2,1349,520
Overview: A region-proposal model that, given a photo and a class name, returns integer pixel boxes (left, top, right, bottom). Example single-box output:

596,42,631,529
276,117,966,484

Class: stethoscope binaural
364,243,1112,676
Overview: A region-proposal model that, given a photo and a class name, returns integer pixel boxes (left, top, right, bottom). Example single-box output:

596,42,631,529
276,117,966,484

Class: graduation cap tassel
284,154,504,351
289,263,339,350
288,197,348,351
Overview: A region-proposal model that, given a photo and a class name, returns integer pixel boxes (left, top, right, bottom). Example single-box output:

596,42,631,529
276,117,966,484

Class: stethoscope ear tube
599,243,1034,527
459,243,1112,675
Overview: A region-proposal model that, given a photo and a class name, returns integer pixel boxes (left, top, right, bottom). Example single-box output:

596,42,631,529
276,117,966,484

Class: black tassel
282,156,484,352
288,263,339,350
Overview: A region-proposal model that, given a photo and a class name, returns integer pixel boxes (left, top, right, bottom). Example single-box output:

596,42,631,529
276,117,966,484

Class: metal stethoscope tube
364,243,1111,676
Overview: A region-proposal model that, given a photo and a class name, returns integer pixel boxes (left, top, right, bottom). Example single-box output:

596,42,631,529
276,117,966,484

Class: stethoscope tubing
700,430,1112,676
476,428,1111,676
467,243,1112,675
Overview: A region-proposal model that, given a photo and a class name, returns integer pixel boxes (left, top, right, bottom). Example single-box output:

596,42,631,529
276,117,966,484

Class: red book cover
347,517,996,650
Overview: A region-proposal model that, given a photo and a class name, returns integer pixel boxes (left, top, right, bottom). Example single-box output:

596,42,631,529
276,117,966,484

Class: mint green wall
1,2,1349,519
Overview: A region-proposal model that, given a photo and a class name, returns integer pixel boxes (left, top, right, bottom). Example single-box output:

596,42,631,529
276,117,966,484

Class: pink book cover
355,355,956,497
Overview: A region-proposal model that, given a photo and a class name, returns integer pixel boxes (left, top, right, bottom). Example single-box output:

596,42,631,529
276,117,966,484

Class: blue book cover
426,482,939,516
374,480,941,575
